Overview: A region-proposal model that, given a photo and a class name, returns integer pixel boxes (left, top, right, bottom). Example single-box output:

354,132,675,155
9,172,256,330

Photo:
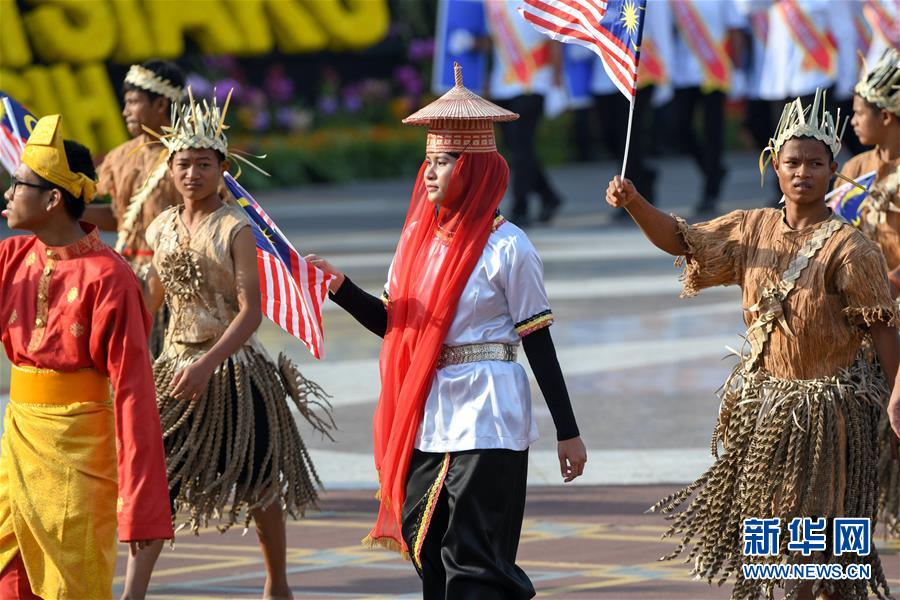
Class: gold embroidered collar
36,223,106,260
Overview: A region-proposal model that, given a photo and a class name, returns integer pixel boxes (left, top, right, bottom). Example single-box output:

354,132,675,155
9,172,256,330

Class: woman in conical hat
122,90,334,599
607,88,900,599
308,63,586,598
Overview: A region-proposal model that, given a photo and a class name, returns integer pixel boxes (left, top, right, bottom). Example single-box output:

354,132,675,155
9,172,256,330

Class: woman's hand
558,436,587,483
170,358,216,402
605,176,640,209
305,254,345,293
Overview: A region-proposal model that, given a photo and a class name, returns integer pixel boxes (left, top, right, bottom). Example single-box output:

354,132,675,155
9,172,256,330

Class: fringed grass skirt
154,346,334,533
651,356,892,600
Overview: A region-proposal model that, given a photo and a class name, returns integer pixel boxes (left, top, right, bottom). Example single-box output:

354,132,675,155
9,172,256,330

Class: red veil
364,151,509,553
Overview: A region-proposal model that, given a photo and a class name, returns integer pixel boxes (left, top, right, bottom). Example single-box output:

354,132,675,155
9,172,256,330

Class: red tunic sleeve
89,269,173,542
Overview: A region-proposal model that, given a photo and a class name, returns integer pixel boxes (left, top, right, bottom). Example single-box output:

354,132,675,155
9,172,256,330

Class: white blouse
385,218,553,453
758,0,856,100
670,0,746,90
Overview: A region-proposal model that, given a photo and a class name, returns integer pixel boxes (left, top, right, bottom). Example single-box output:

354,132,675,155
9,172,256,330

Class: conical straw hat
403,62,518,124
405,63,517,154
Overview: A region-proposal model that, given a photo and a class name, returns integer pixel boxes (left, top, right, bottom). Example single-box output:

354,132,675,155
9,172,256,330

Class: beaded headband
856,48,900,116
124,64,183,103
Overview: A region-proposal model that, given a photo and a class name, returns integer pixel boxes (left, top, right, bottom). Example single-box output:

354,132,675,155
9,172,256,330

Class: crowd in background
440,0,896,221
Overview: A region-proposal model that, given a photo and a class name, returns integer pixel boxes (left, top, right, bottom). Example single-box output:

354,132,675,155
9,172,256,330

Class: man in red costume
0,115,172,598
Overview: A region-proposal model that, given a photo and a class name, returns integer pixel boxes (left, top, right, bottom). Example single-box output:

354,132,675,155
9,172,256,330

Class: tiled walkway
116,486,900,599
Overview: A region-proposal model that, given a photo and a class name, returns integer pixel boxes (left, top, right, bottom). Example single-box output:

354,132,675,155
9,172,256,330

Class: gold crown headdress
143,87,267,176
403,62,518,154
124,64,184,103
21,114,97,203
758,88,863,190
855,48,900,116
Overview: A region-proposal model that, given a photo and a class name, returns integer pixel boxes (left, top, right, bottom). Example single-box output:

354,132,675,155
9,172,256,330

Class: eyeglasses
7,176,53,196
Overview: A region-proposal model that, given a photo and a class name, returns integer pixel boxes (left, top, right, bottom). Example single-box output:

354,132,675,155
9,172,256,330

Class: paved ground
4,151,900,597
111,487,900,599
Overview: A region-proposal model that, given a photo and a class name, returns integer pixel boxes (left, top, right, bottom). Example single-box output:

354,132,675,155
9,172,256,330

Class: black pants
669,87,726,207
496,95,561,221
744,99,782,204
401,449,534,600
592,86,658,203
744,98,773,152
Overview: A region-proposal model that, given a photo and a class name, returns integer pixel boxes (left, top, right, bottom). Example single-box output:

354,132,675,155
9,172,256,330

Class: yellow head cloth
20,115,97,203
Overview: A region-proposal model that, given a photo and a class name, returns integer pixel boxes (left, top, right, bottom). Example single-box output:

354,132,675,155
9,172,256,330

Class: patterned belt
436,342,518,369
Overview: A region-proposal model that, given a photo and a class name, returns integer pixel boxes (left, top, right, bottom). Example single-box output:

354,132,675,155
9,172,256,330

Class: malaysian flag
223,173,333,359
826,171,877,227
0,92,36,174
519,0,648,100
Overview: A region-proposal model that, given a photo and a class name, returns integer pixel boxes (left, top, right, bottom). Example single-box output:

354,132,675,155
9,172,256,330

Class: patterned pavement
116,486,900,599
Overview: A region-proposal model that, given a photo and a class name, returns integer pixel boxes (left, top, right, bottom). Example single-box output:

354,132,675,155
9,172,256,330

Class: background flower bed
233,126,424,189
230,114,575,190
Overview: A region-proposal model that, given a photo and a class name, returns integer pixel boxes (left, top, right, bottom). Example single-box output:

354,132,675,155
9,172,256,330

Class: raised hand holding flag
223,173,334,360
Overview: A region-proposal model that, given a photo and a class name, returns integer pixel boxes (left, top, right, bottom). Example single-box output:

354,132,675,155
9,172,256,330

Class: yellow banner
0,0,390,153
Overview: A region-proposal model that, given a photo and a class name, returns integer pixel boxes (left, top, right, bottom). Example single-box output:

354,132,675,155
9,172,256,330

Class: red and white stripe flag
0,94,35,175
519,0,647,100
224,173,333,359
520,0,648,174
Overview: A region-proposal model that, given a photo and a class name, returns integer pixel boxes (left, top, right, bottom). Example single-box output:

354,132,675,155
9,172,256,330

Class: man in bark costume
122,91,333,599
839,48,900,286
85,59,185,356
307,63,587,599
0,115,172,598
607,88,900,600
838,48,900,538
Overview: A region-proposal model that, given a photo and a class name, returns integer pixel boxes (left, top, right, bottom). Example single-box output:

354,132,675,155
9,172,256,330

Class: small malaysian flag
826,170,877,227
224,173,333,359
0,92,36,175
519,0,648,100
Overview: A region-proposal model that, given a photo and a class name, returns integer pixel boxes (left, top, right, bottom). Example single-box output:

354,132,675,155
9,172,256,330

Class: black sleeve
522,327,580,441
328,276,388,338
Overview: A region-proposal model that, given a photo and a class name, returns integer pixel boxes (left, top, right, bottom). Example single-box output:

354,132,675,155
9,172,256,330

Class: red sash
777,0,837,75
670,0,731,91
749,11,769,45
863,0,899,48
637,39,666,87
855,12,873,57
486,1,550,89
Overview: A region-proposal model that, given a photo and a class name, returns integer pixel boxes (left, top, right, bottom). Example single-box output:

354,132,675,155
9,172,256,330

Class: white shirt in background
758,0,856,100
485,0,556,100
862,0,899,77
670,0,745,90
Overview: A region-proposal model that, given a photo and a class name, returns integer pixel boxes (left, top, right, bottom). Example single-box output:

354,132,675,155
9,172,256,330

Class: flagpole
620,94,635,179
